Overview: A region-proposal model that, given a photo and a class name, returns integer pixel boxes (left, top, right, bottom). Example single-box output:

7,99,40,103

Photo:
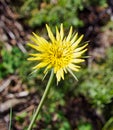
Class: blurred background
0,0,113,130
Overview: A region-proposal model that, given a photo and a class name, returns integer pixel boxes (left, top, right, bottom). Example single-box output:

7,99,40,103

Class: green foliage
102,117,113,130
39,109,71,130
0,47,28,79
18,0,107,29
74,47,113,108
0,47,23,78
20,0,38,14
15,112,27,123
85,0,107,6
78,122,93,130
19,0,85,28
55,112,71,130
102,20,113,31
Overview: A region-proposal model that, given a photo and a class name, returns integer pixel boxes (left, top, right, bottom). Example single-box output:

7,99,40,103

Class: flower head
28,24,88,82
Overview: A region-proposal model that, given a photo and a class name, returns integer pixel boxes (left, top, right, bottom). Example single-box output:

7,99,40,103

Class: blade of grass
9,107,12,130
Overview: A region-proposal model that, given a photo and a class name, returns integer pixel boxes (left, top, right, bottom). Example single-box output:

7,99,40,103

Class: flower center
55,49,63,59
48,43,73,70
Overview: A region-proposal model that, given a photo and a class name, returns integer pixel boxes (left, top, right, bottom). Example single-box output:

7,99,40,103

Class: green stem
9,107,12,130
27,70,54,130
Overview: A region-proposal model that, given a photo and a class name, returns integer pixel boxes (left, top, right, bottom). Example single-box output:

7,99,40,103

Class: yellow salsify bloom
28,24,88,82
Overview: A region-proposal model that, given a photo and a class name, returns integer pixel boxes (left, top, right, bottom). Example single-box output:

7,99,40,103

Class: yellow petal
29,53,45,60
46,24,55,43
63,67,67,73
72,59,85,63
27,43,40,51
30,36,39,45
72,35,84,49
56,26,60,41
60,24,64,40
56,69,64,82
67,68,78,81
68,63,80,71
56,72,61,82
74,49,87,58
29,53,40,56
70,33,78,44
33,32,48,45
75,43,88,52
60,69,64,80
44,64,52,73
66,26,73,42
27,57,41,61
33,62,48,69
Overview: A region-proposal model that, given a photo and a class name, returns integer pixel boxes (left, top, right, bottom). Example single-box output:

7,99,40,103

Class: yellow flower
28,24,88,82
